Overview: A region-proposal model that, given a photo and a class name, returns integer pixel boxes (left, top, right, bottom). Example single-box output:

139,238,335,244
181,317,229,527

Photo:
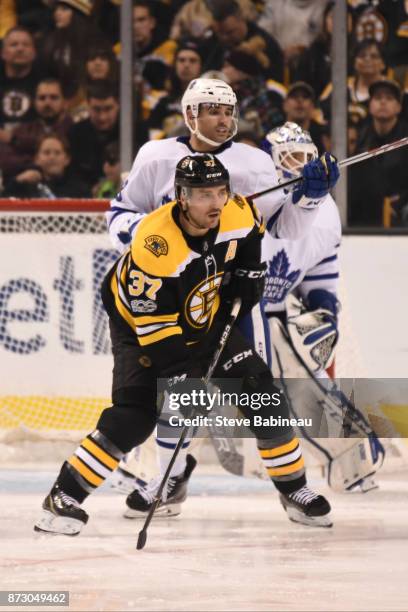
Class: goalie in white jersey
107,78,339,252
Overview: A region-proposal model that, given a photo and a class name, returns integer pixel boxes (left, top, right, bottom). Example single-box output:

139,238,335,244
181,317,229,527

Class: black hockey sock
258,436,307,494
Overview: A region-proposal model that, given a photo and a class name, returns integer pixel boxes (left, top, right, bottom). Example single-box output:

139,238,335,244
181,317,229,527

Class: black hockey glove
224,263,267,316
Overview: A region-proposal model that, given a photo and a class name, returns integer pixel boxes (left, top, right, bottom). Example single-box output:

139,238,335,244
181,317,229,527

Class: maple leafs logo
264,249,301,304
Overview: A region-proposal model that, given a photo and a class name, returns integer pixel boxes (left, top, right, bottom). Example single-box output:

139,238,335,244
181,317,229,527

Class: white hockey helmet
181,78,239,147
265,122,318,180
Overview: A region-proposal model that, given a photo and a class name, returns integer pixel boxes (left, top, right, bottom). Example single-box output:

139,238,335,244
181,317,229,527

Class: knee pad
97,385,157,453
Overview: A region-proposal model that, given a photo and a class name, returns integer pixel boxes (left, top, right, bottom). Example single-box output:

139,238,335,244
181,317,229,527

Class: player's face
182,185,229,231
35,83,65,119
35,137,70,178
195,104,235,144
88,97,119,131
176,50,202,83
2,31,35,67
281,150,314,174
369,90,401,121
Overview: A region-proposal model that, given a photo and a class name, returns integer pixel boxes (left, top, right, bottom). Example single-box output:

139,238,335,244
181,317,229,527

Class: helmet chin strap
189,117,236,148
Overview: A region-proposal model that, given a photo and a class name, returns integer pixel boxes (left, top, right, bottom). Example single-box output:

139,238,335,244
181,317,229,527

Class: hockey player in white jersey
107,78,339,251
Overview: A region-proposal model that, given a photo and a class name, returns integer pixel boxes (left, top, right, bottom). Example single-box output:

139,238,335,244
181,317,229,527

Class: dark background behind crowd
0,0,407,228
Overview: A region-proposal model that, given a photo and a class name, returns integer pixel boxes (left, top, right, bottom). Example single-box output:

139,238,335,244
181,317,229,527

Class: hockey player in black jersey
34,155,332,536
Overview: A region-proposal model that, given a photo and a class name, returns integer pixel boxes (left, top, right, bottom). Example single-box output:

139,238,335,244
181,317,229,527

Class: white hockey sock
157,438,190,477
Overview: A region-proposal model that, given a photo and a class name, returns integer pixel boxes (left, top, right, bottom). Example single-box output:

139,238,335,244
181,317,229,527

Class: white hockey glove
285,293,339,373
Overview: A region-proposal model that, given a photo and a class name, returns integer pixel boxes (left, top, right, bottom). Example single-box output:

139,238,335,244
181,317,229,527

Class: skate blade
123,503,181,519
34,510,84,536
285,506,333,528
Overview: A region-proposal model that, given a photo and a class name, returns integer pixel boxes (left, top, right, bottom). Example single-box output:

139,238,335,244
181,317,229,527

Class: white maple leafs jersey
262,194,341,313
107,136,320,252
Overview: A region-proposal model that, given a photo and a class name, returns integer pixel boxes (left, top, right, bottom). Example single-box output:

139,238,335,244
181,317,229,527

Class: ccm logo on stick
223,349,253,370
234,269,266,278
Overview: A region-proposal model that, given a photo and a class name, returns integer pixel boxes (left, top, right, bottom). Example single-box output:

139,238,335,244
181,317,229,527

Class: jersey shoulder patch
131,203,193,277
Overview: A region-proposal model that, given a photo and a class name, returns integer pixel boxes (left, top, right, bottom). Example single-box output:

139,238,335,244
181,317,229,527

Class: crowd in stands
0,0,407,227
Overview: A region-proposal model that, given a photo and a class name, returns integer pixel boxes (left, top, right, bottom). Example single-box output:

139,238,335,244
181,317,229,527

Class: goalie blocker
270,295,385,492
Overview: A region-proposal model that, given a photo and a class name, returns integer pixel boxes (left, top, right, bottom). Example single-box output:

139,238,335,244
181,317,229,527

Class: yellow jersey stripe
266,457,305,477
260,438,299,458
134,313,179,326
138,325,183,346
69,455,104,486
82,437,119,471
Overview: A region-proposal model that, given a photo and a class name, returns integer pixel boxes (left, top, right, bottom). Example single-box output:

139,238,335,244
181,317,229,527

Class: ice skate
124,454,197,519
280,485,333,528
34,484,89,536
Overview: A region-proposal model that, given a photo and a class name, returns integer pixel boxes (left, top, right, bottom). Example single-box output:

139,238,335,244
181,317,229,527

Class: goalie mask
265,122,318,181
182,78,239,147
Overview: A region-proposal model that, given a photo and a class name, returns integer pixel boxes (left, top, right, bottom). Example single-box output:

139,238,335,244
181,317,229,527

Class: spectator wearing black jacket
0,27,43,141
68,81,120,190
348,79,408,226
3,133,90,198
204,0,284,83
283,82,329,154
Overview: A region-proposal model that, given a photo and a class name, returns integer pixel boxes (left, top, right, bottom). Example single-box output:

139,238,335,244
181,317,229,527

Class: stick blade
136,528,147,550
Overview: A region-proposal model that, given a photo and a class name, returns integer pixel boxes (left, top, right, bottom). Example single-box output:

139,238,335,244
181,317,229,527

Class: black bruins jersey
102,195,264,372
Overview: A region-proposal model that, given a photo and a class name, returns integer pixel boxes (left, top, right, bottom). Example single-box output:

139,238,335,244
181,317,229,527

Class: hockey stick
136,297,242,550
249,136,408,200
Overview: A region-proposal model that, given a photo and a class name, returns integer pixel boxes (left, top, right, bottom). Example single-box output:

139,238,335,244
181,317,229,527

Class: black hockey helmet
174,154,230,201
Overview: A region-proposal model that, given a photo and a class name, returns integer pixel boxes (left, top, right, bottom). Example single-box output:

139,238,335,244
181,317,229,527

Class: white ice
1,466,407,612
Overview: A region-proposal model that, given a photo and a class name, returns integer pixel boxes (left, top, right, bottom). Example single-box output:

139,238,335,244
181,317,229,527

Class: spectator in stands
205,0,284,83
169,0,257,41
353,1,408,86
148,38,203,138
348,79,408,226
0,27,42,141
293,1,334,97
86,45,119,85
93,141,121,198
221,50,286,134
257,0,327,82
320,38,388,126
68,81,121,190
0,77,73,182
283,82,329,153
39,0,106,101
3,134,91,198
130,0,177,69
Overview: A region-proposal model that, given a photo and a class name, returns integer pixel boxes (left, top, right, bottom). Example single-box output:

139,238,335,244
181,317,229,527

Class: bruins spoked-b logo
185,273,223,328
144,235,168,257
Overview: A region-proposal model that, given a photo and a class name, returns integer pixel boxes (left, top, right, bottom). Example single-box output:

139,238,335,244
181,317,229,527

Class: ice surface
1,467,407,612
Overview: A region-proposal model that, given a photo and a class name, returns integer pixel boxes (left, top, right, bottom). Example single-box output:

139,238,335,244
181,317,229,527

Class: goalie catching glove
292,153,340,209
285,292,339,373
